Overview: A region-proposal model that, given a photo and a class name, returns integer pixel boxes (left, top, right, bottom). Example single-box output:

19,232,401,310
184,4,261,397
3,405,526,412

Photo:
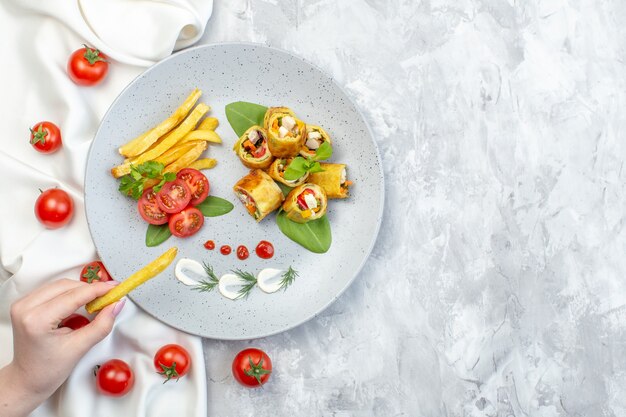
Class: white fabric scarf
0,1,213,416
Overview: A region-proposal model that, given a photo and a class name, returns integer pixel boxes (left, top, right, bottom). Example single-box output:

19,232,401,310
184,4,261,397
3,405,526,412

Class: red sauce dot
237,245,249,260
255,240,274,259
204,240,215,250
220,245,232,255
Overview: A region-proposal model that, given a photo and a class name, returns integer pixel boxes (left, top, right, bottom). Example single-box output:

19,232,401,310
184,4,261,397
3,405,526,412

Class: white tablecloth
0,1,213,415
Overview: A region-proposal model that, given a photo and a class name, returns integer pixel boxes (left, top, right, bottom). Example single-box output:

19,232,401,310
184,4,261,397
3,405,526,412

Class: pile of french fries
111,88,220,187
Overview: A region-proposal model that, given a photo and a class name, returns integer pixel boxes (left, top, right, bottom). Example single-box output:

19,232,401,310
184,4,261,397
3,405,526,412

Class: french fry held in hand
118,89,201,158
188,158,218,170
85,247,178,314
198,117,219,131
111,103,210,178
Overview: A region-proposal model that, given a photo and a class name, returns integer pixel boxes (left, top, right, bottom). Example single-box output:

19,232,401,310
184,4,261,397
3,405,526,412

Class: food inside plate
233,125,274,169
268,157,309,187
300,125,331,158
282,183,328,223
266,111,306,158
263,106,295,130
307,163,352,199
233,170,284,222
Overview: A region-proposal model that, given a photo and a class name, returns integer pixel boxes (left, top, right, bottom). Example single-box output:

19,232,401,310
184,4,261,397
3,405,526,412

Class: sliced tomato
297,189,314,210
176,169,210,206
156,179,191,214
168,207,204,238
252,144,267,158
138,188,169,225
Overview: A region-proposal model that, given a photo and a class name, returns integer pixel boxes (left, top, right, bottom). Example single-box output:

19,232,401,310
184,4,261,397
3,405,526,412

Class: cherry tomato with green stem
29,121,62,154
67,45,109,86
232,348,272,388
154,344,191,383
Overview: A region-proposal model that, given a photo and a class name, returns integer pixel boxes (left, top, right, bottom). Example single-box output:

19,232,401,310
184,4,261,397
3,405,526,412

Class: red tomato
156,179,191,214
204,240,215,250
137,188,169,225
29,121,62,154
154,344,191,383
35,188,74,229
80,261,112,283
58,313,90,330
95,359,134,397
252,145,267,158
236,245,249,260
232,348,272,388
168,207,204,238
67,45,109,86
255,241,274,259
296,189,314,210
176,168,210,206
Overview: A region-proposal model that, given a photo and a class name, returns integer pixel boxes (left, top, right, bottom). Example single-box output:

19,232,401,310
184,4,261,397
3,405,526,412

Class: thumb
71,299,125,350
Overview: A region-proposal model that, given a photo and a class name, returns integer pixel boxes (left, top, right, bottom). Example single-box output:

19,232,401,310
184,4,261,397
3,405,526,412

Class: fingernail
106,280,119,286
112,299,126,317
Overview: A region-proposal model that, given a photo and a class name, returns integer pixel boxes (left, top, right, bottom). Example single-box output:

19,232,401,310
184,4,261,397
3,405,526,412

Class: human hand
1,279,125,417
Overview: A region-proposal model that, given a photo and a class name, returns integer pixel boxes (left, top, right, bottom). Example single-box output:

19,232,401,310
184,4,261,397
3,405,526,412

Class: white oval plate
85,43,384,340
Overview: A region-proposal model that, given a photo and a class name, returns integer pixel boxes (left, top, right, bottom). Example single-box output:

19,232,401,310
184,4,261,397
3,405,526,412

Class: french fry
188,158,218,170
85,247,178,313
153,141,198,167
180,129,222,144
164,141,207,174
118,89,201,158
198,117,219,130
111,103,210,178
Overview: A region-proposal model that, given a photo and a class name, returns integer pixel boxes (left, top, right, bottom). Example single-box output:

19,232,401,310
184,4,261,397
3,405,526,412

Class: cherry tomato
95,359,134,397
58,313,90,330
168,207,204,238
156,179,191,214
80,261,112,283
176,168,210,206
137,188,169,225
232,348,272,388
237,245,249,260
29,121,62,154
67,45,109,86
154,344,191,383
220,245,232,255
204,240,215,250
255,241,274,259
35,188,74,229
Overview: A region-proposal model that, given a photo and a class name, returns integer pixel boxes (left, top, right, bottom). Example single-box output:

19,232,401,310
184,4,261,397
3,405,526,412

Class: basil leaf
283,157,307,181
307,161,324,174
276,211,332,253
225,102,268,137
146,224,171,247
276,182,293,197
313,141,333,161
195,196,234,217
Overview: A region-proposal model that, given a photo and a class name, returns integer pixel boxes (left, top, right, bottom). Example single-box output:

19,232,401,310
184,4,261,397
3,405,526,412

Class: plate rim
85,41,386,340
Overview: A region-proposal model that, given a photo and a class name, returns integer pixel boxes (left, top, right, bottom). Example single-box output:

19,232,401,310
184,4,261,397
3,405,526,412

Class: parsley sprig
283,142,332,181
193,262,220,293
118,161,176,199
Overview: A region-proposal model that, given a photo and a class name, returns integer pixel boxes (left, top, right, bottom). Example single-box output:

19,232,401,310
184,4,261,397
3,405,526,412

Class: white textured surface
199,0,626,415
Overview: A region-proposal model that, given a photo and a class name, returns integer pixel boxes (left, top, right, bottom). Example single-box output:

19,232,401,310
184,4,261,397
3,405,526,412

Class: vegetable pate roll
233,169,284,222
263,106,295,130
300,125,332,158
282,183,328,223
233,125,274,169
267,112,306,158
268,157,309,187
307,163,352,199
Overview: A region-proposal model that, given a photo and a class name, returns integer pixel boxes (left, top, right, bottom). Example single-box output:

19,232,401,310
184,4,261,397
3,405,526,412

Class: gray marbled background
199,0,626,415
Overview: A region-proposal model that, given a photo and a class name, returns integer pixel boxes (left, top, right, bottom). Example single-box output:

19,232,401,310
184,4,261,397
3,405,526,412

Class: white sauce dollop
218,273,246,300
174,258,205,286
257,268,285,294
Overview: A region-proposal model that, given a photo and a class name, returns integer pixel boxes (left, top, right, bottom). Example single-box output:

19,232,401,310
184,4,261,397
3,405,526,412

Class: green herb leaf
276,182,293,197
283,157,308,181
231,269,258,299
225,102,268,137
195,196,234,217
153,172,176,193
276,211,332,253
118,161,168,200
307,161,324,174
279,266,299,291
193,262,220,293
145,224,172,247
313,141,333,161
